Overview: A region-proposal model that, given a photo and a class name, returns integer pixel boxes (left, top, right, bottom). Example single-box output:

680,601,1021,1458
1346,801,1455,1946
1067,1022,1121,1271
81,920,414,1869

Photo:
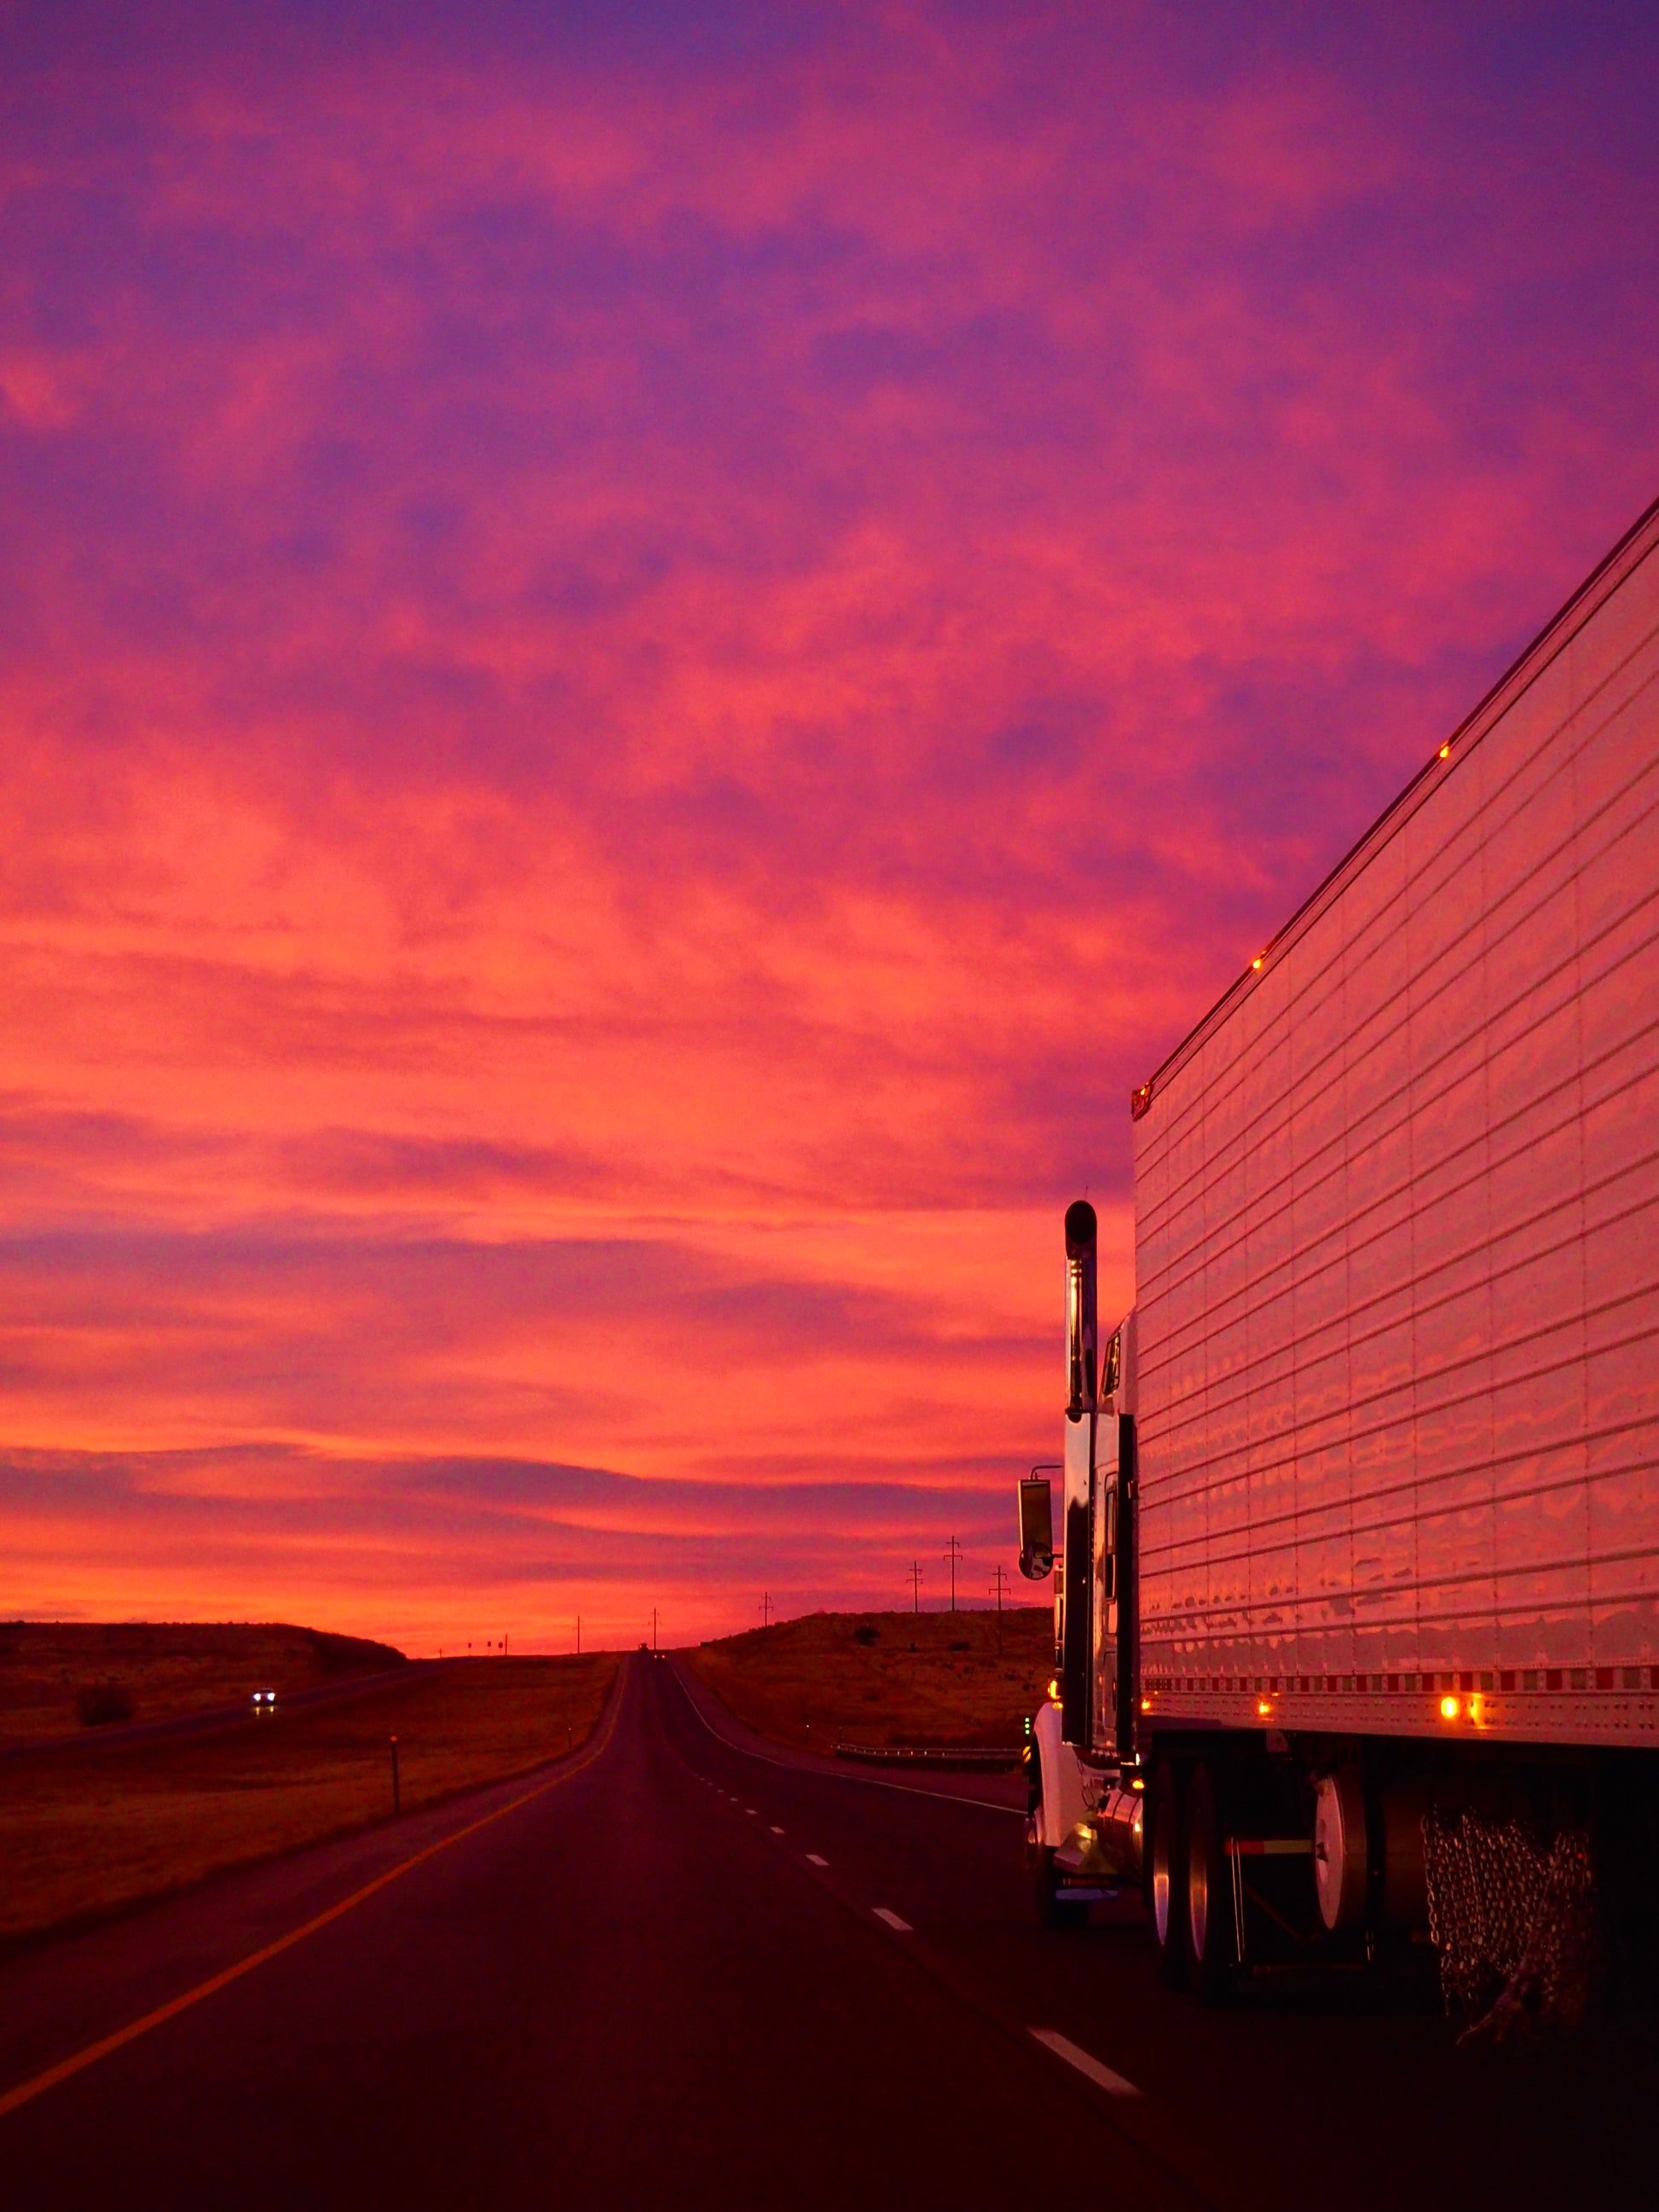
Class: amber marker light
1140,1694,1153,1712
1257,1697,1273,1717
1251,954,1264,970
1047,1677,1061,1704
1440,1694,1461,1721
1439,742,1452,759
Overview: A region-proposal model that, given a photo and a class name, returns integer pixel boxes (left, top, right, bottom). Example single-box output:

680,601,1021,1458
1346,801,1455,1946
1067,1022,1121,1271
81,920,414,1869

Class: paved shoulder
668,1656,1027,1812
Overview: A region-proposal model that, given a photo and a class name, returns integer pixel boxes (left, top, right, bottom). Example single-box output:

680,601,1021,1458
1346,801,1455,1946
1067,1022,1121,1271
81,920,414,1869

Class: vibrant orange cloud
1,3,1656,1646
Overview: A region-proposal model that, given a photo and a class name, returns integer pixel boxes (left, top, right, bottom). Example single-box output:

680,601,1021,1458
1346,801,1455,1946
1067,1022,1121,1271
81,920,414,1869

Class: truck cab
1020,1199,1143,1925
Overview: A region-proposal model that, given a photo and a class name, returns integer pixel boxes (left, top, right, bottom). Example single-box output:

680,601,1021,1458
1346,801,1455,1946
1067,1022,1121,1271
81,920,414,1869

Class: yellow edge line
0,1678,624,2126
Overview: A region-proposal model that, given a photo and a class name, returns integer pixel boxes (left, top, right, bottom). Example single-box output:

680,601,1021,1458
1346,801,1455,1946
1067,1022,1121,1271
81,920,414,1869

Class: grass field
0,1654,618,1943
685,1607,1052,1755
0,1620,405,1746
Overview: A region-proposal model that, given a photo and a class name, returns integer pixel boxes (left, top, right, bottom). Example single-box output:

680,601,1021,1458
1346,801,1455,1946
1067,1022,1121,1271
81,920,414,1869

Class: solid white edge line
668,1662,1025,1815
873,1907,913,1932
1029,2029,1143,2099
806,1853,829,1866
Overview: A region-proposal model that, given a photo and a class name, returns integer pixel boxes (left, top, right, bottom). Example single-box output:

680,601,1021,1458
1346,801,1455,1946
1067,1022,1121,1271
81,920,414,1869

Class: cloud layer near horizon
3,3,1656,1647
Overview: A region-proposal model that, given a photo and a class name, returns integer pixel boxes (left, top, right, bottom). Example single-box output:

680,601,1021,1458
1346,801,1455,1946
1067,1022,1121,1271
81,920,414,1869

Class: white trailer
1021,492,1659,2026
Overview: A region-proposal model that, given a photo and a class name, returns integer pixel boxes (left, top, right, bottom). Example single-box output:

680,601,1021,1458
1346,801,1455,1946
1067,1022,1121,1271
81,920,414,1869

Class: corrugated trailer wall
1133,502,1659,1751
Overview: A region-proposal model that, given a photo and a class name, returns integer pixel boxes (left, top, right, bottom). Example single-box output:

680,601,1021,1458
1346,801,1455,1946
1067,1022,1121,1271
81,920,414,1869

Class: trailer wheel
1182,1762,1234,2002
1147,1761,1188,1989
1033,1845,1090,1930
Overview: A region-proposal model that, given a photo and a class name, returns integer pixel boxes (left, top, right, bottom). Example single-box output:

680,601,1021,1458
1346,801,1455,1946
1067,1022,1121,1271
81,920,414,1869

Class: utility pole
944,1534,963,1613
575,1614,581,1655
651,1606,659,1652
761,1592,772,1628
907,1561,923,1613
989,1564,1009,1653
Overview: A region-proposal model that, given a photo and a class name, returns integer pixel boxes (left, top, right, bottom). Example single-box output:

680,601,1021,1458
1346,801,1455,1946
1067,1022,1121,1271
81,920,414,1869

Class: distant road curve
668,1653,1026,1812
2,1659,459,1761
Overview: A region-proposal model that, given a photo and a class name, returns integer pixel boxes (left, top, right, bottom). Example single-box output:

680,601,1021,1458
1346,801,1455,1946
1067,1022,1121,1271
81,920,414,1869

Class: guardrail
833,1739,1024,1770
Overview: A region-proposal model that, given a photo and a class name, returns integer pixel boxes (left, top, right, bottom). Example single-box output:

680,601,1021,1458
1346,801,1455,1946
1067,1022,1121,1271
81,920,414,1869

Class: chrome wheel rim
1188,1820,1209,1960
1151,1810,1172,1943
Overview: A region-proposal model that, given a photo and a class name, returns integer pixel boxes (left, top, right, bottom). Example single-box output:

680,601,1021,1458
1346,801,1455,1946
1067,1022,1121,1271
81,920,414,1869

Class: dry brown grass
0,1654,618,1943
685,1607,1052,1755
0,1621,404,1746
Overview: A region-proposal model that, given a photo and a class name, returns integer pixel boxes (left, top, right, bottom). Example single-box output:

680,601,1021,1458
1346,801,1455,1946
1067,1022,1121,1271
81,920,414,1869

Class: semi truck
1020,491,1659,2031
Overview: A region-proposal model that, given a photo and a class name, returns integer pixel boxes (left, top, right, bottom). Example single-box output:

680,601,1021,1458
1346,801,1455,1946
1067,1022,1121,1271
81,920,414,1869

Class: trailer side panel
1134,512,1659,1749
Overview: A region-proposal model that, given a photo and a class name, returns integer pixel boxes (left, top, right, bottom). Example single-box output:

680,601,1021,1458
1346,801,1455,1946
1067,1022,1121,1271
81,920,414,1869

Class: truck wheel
1147,1761,1188,1989
1182,1762,1234,2002
1034,1845,1090,1930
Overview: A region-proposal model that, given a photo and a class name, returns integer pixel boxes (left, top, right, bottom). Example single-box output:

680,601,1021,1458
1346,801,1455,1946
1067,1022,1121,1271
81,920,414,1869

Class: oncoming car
250,1688,279,1716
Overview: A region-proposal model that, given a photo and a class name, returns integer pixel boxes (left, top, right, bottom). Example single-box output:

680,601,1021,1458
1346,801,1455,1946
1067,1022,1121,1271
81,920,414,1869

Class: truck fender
1031,1700,1090,1849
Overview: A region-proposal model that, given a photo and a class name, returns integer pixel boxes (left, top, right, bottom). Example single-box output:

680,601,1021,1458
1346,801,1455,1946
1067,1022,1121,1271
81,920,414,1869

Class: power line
989,1564,1010,1653
943,1534,963,1613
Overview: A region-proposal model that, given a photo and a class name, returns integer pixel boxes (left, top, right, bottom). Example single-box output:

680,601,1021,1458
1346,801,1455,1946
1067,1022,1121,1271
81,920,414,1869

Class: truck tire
1147,1761,1188,1988
1034,1844,1090,1930
1182,1761,1234,2002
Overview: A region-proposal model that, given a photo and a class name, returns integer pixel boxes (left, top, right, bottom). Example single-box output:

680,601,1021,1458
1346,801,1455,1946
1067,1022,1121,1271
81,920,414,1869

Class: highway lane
663,1657,1659,2211
0,1655,1189,2211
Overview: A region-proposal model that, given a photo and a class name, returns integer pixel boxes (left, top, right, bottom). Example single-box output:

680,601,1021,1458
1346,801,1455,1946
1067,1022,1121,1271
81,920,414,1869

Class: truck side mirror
1018,1474,1055,1580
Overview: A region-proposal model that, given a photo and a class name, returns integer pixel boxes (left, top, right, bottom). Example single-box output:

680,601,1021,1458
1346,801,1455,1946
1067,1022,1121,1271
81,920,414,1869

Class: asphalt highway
2,1653,1656,2211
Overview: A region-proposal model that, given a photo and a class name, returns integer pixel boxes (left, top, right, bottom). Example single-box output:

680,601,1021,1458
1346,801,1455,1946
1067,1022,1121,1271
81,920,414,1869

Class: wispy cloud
1,2,1655,1642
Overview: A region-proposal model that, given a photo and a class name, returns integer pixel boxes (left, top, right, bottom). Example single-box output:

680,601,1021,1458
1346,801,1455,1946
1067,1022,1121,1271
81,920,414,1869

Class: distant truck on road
1020,493,1659,2030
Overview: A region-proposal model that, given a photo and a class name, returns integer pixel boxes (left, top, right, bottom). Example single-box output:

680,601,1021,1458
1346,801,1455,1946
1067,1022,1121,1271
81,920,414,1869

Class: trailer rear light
1439,742,1451,758
1257,1698,1272,1717
1251,954,1263,970
1439,1694,1460,1721
1139,1695,1152,1712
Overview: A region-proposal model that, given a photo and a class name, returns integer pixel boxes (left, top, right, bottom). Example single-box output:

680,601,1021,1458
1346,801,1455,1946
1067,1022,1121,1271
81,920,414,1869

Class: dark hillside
0,1621,405,1746
685,1606,1051,1755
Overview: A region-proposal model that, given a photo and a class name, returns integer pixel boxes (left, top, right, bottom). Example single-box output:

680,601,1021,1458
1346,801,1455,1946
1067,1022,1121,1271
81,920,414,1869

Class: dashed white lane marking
746,1807,758,1815
873,1907,913,1932
1029,2029,1143,2099
806,1853,829,1867
770,1825,784,1834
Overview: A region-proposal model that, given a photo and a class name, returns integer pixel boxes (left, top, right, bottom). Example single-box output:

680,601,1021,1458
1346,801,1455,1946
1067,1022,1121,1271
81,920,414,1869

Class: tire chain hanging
1422,1806,1596,2042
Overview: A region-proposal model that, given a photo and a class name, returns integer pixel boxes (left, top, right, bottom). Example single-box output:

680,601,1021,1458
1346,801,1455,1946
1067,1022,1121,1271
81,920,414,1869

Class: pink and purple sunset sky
3,3,1656,1650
